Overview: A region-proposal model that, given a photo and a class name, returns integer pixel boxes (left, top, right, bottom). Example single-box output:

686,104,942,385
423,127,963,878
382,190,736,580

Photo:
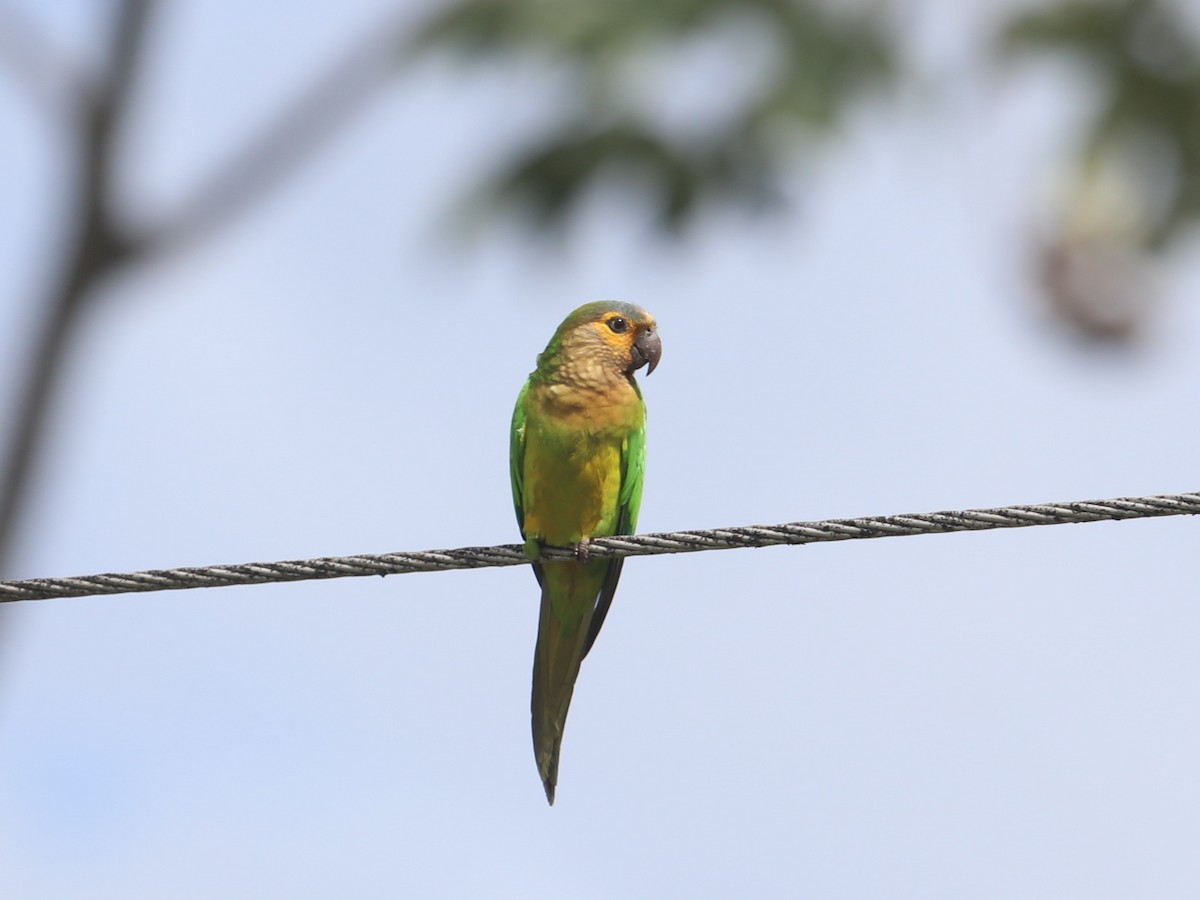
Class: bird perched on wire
509,301,662,805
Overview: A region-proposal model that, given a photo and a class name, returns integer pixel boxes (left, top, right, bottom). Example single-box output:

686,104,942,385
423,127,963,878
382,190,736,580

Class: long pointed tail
530,564,601,805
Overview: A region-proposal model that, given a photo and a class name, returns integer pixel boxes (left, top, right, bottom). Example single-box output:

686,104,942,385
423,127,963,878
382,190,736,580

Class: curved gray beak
630,326,662,375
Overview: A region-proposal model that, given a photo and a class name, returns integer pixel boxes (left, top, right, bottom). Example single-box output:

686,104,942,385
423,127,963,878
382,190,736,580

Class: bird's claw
573,539,591,563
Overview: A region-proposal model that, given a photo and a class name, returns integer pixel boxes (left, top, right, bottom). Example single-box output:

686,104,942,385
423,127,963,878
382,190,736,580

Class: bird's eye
607,316,628,333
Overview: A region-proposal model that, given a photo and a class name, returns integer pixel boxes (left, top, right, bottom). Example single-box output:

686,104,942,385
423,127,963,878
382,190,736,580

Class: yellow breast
520,382,641,546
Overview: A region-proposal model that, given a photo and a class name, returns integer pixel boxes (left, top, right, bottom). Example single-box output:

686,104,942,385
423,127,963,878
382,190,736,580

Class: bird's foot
573,539,592,563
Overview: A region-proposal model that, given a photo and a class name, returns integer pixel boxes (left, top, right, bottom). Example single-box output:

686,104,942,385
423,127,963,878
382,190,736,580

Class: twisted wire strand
1,490,1196,604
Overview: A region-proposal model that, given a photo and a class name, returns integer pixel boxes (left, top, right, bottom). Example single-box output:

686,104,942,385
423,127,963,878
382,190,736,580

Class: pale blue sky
2,2,1199,898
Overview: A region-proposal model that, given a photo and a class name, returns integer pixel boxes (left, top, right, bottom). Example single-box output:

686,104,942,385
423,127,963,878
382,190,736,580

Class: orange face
584,308,661,377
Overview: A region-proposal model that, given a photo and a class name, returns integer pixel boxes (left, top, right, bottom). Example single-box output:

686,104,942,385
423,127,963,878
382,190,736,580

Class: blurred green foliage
416,0,1198,248
1003,0,1200,251
413,0,894,229
415,0,1200,342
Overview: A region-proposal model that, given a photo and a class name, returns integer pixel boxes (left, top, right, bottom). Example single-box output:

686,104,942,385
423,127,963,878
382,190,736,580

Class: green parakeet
510,301,662,805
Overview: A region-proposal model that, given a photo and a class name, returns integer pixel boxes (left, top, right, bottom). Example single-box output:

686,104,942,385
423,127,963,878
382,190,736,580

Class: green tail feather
530,560,606,805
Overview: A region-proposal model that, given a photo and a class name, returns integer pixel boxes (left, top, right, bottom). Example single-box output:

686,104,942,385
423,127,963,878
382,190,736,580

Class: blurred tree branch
0,3,411,592
135,19,405,257
0,0,156,583
0,4,87,113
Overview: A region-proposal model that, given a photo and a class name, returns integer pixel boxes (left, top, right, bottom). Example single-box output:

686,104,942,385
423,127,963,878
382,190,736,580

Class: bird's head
539,301,661,385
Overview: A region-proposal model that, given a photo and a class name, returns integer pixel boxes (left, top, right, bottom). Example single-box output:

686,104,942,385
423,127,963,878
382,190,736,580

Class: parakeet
510,301,662,805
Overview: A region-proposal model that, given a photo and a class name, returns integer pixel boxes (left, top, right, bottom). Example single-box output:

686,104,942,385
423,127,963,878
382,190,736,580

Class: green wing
511,378,546,588
581,412,646,657
510,379,529,534
617,414,647,534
